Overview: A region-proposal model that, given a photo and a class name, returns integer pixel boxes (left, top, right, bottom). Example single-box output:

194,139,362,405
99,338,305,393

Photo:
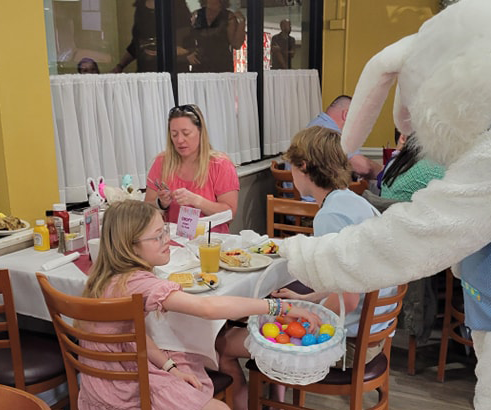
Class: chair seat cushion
246,353,388,386
205,369,233,396
0,330,65,386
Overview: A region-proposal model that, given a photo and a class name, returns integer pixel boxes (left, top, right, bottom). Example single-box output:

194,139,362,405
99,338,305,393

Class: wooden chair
36,273,233,409
437,268,473,382
246,284,408,410
270,160,301,200
348,179,369,196
36,272,152,410
266,194,318,238
0,384,51,410
0,269,68,409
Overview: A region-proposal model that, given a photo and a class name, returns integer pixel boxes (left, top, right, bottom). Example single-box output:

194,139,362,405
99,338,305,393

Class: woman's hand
284,305,322,333
169,367,203,390
157,188,173,209
186,51,201,65
172,188,201,208
271,288,303,300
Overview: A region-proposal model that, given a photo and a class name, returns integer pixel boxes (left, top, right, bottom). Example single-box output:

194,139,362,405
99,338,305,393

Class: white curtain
263,69,322,155
178,72,260,165
50,73,175,203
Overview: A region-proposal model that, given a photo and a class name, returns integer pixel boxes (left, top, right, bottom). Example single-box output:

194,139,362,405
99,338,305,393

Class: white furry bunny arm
280,138,491,293
341,35,415,155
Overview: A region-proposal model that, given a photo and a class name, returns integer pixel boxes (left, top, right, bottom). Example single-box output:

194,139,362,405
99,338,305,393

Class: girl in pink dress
79,200,321,410
145,104,239,233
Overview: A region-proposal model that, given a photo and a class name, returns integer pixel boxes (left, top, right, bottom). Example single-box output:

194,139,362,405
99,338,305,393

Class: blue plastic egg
317,333,332,343
301,334,317,346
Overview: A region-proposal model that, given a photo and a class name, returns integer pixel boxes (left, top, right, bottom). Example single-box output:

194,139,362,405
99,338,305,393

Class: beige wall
322,0,439,148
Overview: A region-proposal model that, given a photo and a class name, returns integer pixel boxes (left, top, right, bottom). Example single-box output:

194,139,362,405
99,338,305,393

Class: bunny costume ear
341,34,415,155
87,177,96,194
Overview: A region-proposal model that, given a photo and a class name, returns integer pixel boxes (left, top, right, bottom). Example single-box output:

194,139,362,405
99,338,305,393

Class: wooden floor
242,330,476,409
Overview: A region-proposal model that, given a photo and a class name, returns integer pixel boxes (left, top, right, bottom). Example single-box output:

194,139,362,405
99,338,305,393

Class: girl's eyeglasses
133,223,170,245
168,104,201,127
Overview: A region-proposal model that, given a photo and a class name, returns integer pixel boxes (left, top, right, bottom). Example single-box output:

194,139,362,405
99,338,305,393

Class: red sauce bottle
53,203,70,233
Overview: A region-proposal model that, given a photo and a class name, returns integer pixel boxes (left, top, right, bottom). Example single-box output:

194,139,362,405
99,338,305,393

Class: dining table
0,226,294,370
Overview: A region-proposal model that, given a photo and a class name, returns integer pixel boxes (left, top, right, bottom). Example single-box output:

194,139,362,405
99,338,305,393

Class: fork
195,275,216,289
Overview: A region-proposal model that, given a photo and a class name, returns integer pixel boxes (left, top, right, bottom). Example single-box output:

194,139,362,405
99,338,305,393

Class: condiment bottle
53,203,70,233
33,220,50,251
45,210,59,249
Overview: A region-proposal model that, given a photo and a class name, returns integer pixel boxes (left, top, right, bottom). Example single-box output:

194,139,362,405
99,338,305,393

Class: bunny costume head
280,1,491,407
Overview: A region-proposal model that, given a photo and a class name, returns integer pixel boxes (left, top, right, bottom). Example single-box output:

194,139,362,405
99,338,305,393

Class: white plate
220,254,273,272
182,277,220,294
0,220,31,236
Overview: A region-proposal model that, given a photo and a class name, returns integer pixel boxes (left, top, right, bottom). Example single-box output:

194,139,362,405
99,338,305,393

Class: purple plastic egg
289,337,302,346
274,321,282,330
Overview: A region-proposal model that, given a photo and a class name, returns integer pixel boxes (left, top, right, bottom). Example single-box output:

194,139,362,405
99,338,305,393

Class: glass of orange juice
199,239,222,273
194,222,206,239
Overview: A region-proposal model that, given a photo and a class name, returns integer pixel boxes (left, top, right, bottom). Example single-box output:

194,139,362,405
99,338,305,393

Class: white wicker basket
245,300,346,385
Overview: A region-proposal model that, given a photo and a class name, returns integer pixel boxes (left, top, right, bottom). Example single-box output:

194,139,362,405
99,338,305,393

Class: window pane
183,0,247,73
44,0,129,74
264,0,309,70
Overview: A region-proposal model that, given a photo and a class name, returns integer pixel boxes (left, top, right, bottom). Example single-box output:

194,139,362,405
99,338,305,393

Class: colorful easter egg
289,337,302,346
262,323,280,339
276,333,291,344
317,333,332,343
301,334,317,346
319,324,335,336
285,321,306,338
265,337,277,343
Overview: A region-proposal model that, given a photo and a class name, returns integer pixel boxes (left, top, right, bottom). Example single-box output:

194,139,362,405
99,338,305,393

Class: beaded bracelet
265,299,275,316
281,302,292,316
273,298,282,317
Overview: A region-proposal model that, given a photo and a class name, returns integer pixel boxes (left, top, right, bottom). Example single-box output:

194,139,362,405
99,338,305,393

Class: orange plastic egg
285,321,306,338
275,333,291,344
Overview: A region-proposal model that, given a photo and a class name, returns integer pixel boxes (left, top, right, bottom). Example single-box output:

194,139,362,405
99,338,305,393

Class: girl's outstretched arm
162,291,322,329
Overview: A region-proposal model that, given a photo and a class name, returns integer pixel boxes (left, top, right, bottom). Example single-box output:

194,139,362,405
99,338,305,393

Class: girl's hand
172,188,201,208
169,367,203,390
271,288,302,300
284,305,322,333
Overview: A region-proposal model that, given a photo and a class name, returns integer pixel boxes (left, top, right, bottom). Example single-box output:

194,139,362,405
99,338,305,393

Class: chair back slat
270,161,301,201
36,273,151,410
267,195,318,238
0,269,27,389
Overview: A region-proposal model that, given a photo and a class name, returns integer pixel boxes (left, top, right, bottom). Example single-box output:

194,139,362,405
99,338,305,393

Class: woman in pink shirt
145,104,239,233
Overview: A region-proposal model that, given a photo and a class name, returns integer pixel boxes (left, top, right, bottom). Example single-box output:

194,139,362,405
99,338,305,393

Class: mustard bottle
33,219,50,251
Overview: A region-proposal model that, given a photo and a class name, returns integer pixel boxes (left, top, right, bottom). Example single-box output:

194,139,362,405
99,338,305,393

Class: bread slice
168,273,194,288
220,249,251,267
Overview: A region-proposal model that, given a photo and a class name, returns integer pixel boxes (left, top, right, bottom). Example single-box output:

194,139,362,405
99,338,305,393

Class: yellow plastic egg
319,324,335,336
262,323,280,339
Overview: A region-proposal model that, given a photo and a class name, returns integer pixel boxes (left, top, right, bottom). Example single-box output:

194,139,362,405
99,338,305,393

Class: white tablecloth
0,237,294,370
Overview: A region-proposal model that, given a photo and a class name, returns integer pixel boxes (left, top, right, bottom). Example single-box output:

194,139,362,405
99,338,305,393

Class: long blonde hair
83,200,159,298
162,104,221,188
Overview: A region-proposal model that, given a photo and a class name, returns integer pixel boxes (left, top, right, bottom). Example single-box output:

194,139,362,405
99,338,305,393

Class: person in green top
379,133,445,346
380,134,445,201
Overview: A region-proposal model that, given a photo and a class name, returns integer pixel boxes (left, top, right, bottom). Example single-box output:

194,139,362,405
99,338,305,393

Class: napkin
199,209,233,229
154,247,200,276
239,230,269,248
41,252,81,271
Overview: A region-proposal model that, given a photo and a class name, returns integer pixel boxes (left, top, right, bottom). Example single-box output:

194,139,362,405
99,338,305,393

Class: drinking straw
208,221,211,245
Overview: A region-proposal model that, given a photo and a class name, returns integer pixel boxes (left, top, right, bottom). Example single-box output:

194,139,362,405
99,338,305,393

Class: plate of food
167,272,219,294
249,240,280,257
219,249,273,272
0,215,30,236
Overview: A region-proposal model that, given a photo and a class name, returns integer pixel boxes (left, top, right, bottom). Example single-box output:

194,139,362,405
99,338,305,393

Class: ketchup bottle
53,203,70,233
45,210,59,249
